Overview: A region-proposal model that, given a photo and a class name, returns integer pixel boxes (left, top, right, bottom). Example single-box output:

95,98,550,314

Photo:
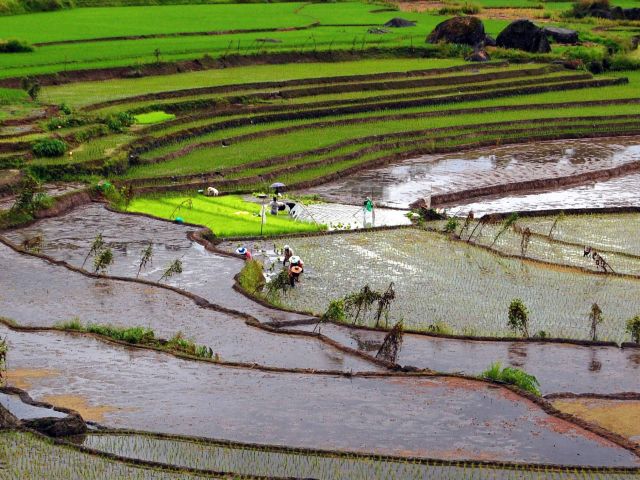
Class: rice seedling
588,303,605,342
158,259,182,283
136,243,153,278
82,233,105,268
128,195,325,237
243,229,640,341
71,431,640,479
93,247,114,274
626,315,640,344
376,320,403,363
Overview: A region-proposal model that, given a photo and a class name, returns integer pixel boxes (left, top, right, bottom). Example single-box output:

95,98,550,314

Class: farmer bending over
288,255,304,287
282,245,295,265
236,247,252,261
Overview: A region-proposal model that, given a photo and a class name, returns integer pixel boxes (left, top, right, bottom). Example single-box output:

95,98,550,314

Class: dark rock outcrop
384,17,416,28
0,403,19,428
22,414,87,437
496,20,551,54
466,48,491,62
624,8,640,20
426,16,486,46
543,26,579,44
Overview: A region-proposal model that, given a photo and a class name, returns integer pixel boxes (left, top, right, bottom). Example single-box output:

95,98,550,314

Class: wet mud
294,323,640,395
304,137,640,209
553,398,640,444
0,242,375,372
3,324,638,466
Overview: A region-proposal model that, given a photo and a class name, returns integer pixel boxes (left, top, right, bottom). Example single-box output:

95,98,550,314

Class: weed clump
238,259,266,293
56,320,215,358
32,139,67,157
482,362,541,396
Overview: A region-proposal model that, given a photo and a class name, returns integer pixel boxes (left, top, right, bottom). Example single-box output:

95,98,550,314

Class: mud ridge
129,77,629,156
85,61,509,111
431,158,640,207
125,115,640,186
131,126,640,195
128,70,585,119
5,205,640,457
59,427,640,474
33,24,319,47
0,231,392,371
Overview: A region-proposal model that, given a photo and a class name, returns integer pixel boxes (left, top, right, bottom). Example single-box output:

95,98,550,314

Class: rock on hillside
384,17,416,28
543,26,579,44
496,19,551,53
426,16,486,46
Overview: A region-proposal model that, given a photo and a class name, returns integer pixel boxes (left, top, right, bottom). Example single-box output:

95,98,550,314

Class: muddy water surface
4,325,639,466
453,172,640,216
294,323,640,395
6,203,309,323
0,242,375,372
304,137,640,208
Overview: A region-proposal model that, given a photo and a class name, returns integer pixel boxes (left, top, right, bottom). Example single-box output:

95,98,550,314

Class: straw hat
290,266,302,274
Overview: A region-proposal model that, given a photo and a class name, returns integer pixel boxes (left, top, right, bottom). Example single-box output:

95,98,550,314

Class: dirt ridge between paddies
0,231,393,372
4,426,293,480
32,23,320,47
116,65,570,115
128,76,629,156
134,98,640,163
191,218,640,349
59,428,640,475
0,48,492,89
129,126,640,195
4,204,640,459
127,123,640,195
6,317,640,464
124,115,640,185
84,61,510,111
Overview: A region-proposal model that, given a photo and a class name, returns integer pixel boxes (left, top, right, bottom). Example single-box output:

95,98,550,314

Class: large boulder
426,16,486,46
543,26,578,44
623,8,640,20
496,19,551,53
383,17,416,28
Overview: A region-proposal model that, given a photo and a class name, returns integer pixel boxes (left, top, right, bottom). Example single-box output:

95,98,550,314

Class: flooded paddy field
242,229,640,342
304,137,640,208
4,203,309,323
0,182,85,211
453,172,640,216
73,432,640,480
292,323,640,396
0,242,373,372
3,324,639,466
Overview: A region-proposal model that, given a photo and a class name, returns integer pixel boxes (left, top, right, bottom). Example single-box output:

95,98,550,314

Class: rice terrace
2,0,640,477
